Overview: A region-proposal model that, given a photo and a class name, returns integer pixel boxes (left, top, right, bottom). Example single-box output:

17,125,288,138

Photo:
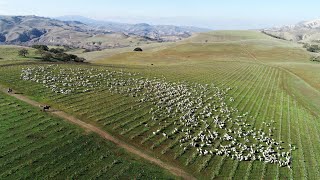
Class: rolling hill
1,30,319,179
0,15,157,50
263,18,320,43
0,15,209,51
56,15,210,41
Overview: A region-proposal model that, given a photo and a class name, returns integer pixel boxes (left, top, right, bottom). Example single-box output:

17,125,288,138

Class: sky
0,0,319,29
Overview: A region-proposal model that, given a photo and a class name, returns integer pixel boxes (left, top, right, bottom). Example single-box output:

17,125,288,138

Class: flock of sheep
21,65,294,168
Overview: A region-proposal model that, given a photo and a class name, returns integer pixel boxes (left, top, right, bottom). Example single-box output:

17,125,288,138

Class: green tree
41,52,53,61
307,45,320,52
18,48,29,57
35,49,46,56
49,48,64,54
32,45,49,51
133,47,143,52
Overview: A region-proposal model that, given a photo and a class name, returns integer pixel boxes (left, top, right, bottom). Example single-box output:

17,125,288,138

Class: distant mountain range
262,18,320,43
56,15,210,41
0,15,209,50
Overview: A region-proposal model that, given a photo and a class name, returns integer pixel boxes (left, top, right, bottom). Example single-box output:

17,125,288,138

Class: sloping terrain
0,31,319,179
0,89,175,179
57,15,210,41
0,15,160,50
263,18,320,43
0,15,207,51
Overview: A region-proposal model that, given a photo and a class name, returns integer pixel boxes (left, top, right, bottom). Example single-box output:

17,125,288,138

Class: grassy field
0,45,41,65
0,90,175,179
71,41,175,62
0,30,319,179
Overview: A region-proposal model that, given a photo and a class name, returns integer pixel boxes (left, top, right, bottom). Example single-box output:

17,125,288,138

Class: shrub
83,49,91,53
63,45,72,51
310,56,320,62
302,43,309,48
74,57,86,62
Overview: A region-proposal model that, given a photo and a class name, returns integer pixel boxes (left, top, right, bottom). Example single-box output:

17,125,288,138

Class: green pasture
0,30,319,179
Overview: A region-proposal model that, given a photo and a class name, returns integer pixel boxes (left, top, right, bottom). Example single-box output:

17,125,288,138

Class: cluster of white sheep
20,65,294,168
122,78,293,168
20,65,138,94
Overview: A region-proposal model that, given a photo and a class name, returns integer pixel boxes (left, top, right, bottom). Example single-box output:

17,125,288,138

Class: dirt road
0,86,195,180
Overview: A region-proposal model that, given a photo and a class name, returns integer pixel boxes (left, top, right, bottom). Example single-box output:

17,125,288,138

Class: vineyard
0,31,319,179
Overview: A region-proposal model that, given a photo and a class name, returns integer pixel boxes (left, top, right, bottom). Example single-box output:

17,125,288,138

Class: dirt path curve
0,86,195,180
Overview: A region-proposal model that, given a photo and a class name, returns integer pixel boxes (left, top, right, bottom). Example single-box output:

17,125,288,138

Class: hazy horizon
1,0,320,29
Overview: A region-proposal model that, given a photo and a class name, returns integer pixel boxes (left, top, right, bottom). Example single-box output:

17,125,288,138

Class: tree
133,47,143,52
307,45,320,52
18,48,29,57
49,48,64,54
32,45,49,51
41,52,53,61
35,49,47,57
58,53,71,61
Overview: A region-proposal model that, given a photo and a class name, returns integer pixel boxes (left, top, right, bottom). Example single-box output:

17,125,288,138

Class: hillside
0,15,159,50
263,18,320,43
0,89,176,179
0,15,208,51
56,15,210,41
1,31,318,179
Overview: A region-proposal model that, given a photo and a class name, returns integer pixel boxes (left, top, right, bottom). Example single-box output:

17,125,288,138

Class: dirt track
0,85,195,180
